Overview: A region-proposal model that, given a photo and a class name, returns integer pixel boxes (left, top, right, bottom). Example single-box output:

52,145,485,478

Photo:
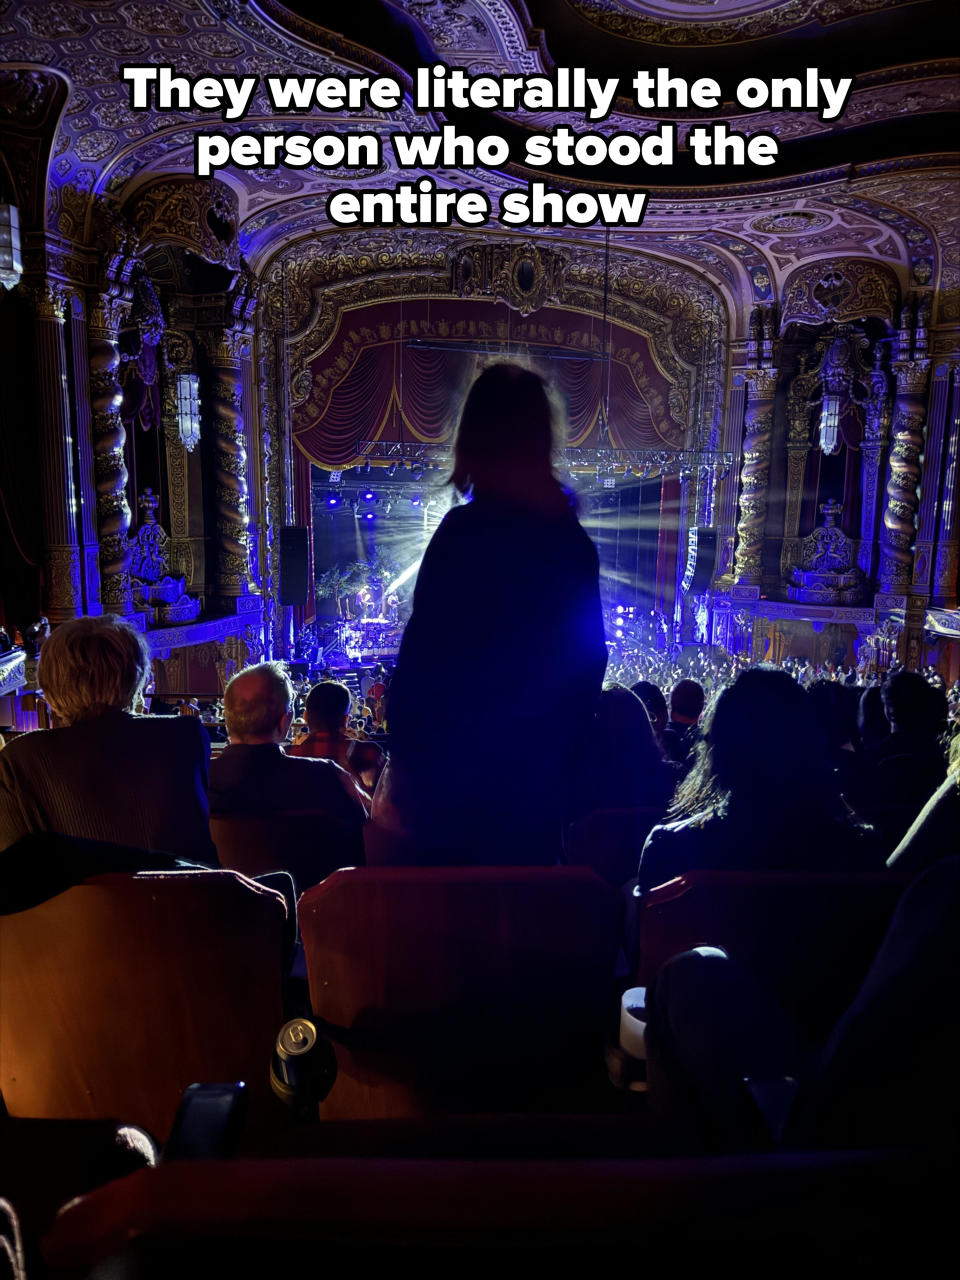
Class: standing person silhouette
372,363,607,865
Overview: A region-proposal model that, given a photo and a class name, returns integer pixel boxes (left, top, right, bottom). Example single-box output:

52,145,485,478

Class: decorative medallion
750,212,833,235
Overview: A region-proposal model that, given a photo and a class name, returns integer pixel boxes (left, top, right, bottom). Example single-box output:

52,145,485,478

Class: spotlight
327,494,341,507
616,605,624,614
364,511,375,521
615,629,624,638
362,490,375,501
410,495,422,507
386,462,398,478
410,461,424,480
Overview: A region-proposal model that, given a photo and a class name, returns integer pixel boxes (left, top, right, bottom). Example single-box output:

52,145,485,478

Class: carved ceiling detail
780,258,901,329
128,178,241,269
568,0,927,44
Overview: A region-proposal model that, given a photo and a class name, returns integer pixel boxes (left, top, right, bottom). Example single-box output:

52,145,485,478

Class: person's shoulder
132,711,206,745
0,727,58,768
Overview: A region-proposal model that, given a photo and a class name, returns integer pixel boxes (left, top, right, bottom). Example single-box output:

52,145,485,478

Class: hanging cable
600,226,613,446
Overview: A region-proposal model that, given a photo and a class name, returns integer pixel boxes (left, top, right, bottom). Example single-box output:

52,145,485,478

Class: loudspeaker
683,527,717,595
279,526,310,605
690,527,717,592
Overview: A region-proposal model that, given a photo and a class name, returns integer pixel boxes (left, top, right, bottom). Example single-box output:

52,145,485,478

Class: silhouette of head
451,363,559,499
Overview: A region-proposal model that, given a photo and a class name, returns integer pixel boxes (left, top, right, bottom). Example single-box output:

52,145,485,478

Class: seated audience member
849,669,947,852
887,737,960,876
209,663,367,832
0,615,215,860
660,679,705,769
638,666,880,893
580,684,676,815
857,685,890,750
289,680,385,793
631,680,669,746
807,679,861,802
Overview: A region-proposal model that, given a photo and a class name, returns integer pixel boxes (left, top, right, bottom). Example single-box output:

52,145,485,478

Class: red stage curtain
292,301,682,470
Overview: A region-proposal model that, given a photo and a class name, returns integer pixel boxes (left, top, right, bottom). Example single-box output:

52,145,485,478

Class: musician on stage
385,591,400,624
355,584,374,619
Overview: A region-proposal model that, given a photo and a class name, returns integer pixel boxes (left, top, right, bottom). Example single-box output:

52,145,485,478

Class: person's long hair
671,665,832,822
450,363,569,513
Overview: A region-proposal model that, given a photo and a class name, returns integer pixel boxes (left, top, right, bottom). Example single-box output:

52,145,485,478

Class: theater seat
0,872,286,1144
298,866,622,1118
565,807,667,885
41,1151,949,1273
636,870,913,1041
210,810,363,893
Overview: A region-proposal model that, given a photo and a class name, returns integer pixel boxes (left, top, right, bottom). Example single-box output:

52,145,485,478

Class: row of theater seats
0,862,929,1276
1,864,911,1140
209,806,666,896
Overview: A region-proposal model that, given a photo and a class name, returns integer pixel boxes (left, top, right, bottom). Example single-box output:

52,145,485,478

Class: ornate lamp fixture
0,204,22,290
175,372,201,452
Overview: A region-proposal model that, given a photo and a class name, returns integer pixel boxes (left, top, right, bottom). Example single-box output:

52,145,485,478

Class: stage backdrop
289,299,685,471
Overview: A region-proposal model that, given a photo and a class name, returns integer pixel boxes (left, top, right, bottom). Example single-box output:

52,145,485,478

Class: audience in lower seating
637,667,882,893
208,663,368,829
0,615,215,861
288,679,385,794
578,684,677,815
846,669,947,852
1,597,956,1181
660,679,705,770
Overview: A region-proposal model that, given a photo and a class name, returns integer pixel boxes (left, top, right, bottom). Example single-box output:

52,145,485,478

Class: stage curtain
553,360,602,445
398,346,475,443
294,344,397,468
291,300,683,469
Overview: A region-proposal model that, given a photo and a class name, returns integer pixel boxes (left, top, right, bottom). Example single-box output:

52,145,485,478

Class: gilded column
200,327,255,598
858,353,892,583
31,280,82,621
932,364,960,606
88,292,134,612
878,358,929,589
734,366,777,585
780,355,816,578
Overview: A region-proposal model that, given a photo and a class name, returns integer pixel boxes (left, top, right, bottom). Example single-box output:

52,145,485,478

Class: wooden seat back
0,871,286,1144
299,866,621,1117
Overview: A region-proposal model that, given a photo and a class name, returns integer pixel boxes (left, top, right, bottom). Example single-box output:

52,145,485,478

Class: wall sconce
176,372,201,452
819,391,841,456
0,205,22,291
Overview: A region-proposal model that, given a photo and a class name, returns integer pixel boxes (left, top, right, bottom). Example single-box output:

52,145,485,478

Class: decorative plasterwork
567,0,928,44
780,258,900,329
127,178,241,269
450,241,566,314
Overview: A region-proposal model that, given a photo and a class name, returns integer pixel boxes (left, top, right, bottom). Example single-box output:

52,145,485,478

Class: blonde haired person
0,614,215,858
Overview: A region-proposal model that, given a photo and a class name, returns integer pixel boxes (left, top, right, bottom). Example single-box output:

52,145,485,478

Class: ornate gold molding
781,258,899,329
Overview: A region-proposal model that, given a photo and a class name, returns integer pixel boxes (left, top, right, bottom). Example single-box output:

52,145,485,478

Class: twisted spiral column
88,294,133,612
734,368,777,585
879,360,929,589
31,281,83,621
202,329,254,597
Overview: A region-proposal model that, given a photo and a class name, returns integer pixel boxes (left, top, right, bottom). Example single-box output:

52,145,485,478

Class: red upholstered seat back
0,872,286,1144
637,870,912,1040
299,867,621,1115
